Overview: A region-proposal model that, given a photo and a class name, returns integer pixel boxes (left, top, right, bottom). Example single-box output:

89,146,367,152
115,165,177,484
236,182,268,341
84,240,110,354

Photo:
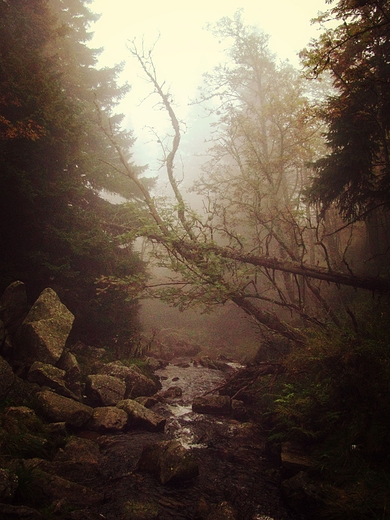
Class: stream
89,358,306,520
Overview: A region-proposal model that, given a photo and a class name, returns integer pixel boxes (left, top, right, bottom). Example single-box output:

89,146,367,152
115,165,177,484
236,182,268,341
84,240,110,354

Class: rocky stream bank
0,282,310,520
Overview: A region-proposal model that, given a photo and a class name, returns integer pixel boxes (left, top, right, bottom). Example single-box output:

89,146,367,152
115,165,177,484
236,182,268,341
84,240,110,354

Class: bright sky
90,0,330,173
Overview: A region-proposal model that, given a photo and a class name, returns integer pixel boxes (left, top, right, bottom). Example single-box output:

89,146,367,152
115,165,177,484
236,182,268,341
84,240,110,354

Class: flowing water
93,358,306,520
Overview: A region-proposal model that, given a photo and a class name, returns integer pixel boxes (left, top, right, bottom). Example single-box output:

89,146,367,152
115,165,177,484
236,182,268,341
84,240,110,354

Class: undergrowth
258,295,390,519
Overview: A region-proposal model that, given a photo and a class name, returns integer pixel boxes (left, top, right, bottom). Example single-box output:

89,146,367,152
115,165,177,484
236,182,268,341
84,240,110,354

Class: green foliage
262,295,390,518
302,0,390,219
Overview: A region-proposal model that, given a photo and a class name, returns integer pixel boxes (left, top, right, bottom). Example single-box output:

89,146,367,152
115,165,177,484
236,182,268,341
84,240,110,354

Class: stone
281,442,313,476
88,406,128,432
192,395,231,415
135,396,159,408
0,356,15,399
99,362,160,399
23,460,102,507
138,439,199,485
48,437,101,483
35,390,93,429
2,406,40,434
56,349,82,398
27,361,78,400
85,374,126,406
116,399,166,432
0,280,28,328
161,386,182,399
15,288,74,366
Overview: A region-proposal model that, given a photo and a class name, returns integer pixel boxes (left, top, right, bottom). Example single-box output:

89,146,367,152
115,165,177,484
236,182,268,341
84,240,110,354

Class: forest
1,0,390,518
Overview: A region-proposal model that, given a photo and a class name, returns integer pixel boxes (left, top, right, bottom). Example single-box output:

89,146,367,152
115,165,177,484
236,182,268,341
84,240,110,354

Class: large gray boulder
116,399,166,432
99,361,160,398
23,459,102,508
88,406,128,432
35,390,93,429
15,288,74,366
192,395,231,415
85,374,126,406
56,350,82,398
138,440,199,484
46,437,101,483
27,361,79,400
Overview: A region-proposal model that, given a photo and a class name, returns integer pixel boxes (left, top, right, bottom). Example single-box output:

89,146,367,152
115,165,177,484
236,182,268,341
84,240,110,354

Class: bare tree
98,21,390,347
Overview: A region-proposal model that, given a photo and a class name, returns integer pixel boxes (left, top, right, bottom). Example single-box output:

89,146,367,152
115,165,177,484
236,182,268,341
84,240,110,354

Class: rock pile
0,281,180,518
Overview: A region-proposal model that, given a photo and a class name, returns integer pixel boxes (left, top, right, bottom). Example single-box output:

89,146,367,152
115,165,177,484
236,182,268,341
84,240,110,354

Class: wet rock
85,374,126,406
199,356,231,371
116,399,166,432
88,406,128,432
0,467,18,501
0,280,28,328
35,390,93,428
138,439,199,484
0,356,15,399
15,288,74,366
27,361,79,400
192,395,231,415
161,385,183,399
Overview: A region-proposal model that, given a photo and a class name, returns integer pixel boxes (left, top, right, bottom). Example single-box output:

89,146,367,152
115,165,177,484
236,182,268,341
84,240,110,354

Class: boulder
0,280,28,328
138,439,199,485
23,459,102,507
85,374,126,406
0,356,15,399
43,437,101,483
99,362,160,398
192,395,231,415
281,442,313,477
199,356,231,371
88,406,128,432
35,390,93,429
161,386,183,399
2,406,41,435
27,361,79,400
135,396,159,408
56,350,82,398
15,288,74,366
116,399,166,432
